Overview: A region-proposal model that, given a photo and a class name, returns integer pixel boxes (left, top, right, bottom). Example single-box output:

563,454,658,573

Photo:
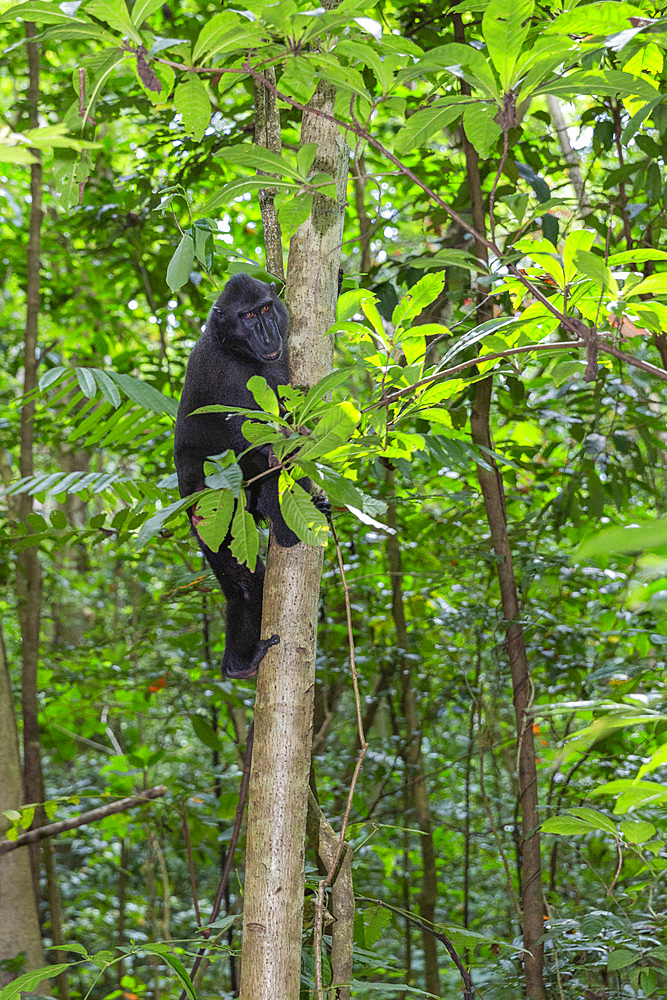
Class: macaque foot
221,634,280,679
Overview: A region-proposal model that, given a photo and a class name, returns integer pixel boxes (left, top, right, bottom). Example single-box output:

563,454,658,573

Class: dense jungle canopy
2,1,667,999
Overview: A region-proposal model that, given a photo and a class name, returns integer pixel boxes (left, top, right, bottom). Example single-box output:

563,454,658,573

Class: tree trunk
386,481,441,997
451,16,546,994
238,68,348,1000
470,380,546,1000
306,792,354,1000
0,622,47,987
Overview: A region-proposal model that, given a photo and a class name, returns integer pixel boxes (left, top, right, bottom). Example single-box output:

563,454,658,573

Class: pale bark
0,622,47,986
306,792,354,1000
254,68,285,281
238,68,348,1000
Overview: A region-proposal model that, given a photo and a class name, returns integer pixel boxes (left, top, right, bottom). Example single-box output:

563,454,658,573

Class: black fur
174,274,298,679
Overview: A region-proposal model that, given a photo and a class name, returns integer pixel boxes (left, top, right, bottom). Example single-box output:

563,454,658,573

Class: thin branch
0,787,167,855
180,723,254,998
314,524,368,1000
356,897,476,1000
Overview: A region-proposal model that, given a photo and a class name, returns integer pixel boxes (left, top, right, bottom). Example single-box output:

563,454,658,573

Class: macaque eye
261,304,270,313
245,310,255,319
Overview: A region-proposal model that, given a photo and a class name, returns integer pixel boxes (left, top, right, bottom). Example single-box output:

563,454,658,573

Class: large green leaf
215,144,303,180
108,372,178,417
192,12,257,63
296,401,359,462
174,74,210,141
0,964,73,1000
246,376,279,416
482,0,534,90
394,102,465,155
575,518,667,559
462,103,501,158
278,477,328,546
0,0,82,22
166,233,194,293
392,272,446,331
86,0,140,41
195,489,235,553
229,501,259,569
135,497,192,549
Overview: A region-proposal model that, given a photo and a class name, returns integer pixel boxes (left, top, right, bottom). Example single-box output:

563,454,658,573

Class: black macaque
174,273,302,679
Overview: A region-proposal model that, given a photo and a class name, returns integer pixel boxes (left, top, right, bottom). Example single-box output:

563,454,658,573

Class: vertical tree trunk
238,65,348,1000
306,792,354,1000
451,16,546,998
469,381,546,1000
0,622,47,986
18,21,45,896
386,482,441,997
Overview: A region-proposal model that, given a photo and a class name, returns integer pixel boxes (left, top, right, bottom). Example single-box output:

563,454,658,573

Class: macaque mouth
262,350,281,360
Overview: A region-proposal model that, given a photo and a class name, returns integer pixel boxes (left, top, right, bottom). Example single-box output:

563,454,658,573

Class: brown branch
180,723,254,998
314,524,368,1000
357,897,475,1000
0,786,168,856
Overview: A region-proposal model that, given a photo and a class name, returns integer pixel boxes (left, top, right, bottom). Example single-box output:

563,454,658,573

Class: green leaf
0,145,37,164
298,463,378,515
278,477,328,546
541,816,596,835
204,463,243,496
563,230,595,283
0,0,81,23
567,807,617,835
623,272,667,299
536,69,657,100
39,366,67,391
482,0,534,89
166,233,195,293
192,13,257,63
86,0,140,41
400,329,426,367
575,518,667,559
573,250,618,296
215,144,303,180
174,74,210,141
229,500,259,569
298,369,353,424
0,964,73,1000
135,498,190,549
76,367,98,400
365,905,392,948
394,102,464,155
108,372,178,417
296,142,317,175
141,944,197,1000
198,176,298,216
246,375,279,416
620,820,656,844
276,191,313,237
195,489,235,553
463,103,501,158
416,43,500,100
190,713,222,750
296,401,359,462
608,949,639,972
130,0,164,25
91,368,122,407
392,272,446,331
336,289,377,323
42,22,117,41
